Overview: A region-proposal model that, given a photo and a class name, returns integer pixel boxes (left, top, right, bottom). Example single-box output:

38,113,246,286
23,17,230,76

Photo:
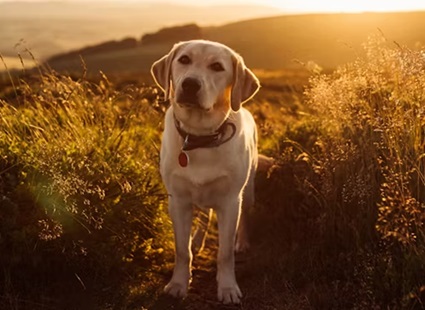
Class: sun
265,0,425,13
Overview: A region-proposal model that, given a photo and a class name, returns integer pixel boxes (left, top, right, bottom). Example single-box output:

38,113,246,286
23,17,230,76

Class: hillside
207,12,425,69
43,11,425,75
0,1,279,65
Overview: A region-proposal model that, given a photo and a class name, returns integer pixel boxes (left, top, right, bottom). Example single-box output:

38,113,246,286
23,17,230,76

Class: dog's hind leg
191,207,212,255
236,171,255,253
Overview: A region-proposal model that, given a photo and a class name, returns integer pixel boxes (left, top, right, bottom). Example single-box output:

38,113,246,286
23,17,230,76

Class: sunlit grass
243,35,425,309
268,35,425,307
306,35,425,247
0,67,174,307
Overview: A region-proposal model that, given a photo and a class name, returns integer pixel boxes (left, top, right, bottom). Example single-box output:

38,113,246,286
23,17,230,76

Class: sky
1,0,425,13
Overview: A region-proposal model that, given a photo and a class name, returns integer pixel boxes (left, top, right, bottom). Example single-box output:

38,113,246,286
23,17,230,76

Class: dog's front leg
216,196,242,304
164,197,193,298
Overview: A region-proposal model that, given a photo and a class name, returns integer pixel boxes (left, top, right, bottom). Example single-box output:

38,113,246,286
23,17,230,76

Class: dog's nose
182,77,201,95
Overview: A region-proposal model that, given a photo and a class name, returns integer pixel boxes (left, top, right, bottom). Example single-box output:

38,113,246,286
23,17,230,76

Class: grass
286,35,425,308
1,35,425,309
0,69,174,308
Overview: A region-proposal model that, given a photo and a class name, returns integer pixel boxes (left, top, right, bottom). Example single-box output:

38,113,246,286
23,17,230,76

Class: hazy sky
1,0,425,13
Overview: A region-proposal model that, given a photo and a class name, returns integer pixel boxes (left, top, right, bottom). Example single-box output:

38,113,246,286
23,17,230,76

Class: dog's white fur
151,40,260,304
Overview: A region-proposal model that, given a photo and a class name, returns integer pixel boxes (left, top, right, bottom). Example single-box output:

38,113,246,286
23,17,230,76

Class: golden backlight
267,0,425,13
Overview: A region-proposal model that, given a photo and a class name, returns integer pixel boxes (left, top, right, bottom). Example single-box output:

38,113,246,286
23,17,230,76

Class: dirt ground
138,216,312,310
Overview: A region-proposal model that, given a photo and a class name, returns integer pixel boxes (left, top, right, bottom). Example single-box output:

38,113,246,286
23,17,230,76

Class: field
1,35,425,309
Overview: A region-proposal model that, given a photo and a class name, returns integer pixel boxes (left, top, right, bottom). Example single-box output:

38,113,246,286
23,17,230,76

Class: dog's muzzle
177,77,201,107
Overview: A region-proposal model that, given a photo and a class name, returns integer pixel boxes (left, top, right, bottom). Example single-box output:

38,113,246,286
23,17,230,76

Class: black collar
174,115,236,151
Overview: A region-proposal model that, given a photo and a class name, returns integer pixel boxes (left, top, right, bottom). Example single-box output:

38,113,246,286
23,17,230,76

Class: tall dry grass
275,35,425,307
307,35,425,247
0,69,173,307
249,35,425,309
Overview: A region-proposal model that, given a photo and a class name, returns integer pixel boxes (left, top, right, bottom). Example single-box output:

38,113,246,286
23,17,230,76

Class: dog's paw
164,281,189,298
218,285,242,304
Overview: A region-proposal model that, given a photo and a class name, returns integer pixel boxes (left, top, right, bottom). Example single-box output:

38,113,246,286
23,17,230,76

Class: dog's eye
210,62,225,72
178,55,191,65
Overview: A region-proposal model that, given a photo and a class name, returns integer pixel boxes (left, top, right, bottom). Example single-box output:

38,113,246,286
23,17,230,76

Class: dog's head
151,40,260,133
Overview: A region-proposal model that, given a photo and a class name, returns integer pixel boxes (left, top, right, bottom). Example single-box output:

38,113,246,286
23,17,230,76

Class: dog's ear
231,53,260,111
151,43,183,100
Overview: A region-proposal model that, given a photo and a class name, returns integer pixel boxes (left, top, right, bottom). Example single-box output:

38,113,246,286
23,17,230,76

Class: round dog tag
178,151,189,167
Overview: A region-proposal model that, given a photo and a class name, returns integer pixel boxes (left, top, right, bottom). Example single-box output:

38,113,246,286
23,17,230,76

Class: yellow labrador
151,40,260,304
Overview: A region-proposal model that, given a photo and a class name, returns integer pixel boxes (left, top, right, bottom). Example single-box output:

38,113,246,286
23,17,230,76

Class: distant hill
206,12,425,69
0,1,280,63
43,11,425,75
141,24,202,45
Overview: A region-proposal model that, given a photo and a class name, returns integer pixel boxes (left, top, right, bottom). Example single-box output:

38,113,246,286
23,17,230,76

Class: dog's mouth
176,93,199,107
176,94,212,112
178,103,212,113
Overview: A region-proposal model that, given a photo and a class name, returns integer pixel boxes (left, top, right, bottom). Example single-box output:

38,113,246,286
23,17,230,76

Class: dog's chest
162,147,248,207
167,147,235,183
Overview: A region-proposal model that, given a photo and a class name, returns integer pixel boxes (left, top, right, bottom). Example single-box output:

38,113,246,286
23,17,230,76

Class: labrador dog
151,40,260,304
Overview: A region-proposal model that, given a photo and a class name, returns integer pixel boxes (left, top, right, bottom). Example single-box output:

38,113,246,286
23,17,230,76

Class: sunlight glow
1,0,424,14
266,0,425,13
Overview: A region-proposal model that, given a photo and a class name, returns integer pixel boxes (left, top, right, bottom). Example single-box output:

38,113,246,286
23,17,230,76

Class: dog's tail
257,154,275,173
